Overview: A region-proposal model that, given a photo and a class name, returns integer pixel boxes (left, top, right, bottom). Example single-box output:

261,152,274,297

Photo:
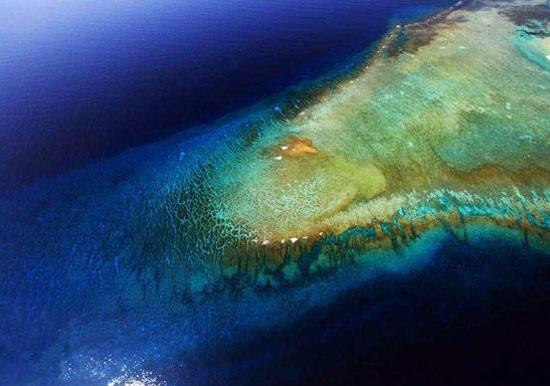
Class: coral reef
0,1,549,383
161,0,550,283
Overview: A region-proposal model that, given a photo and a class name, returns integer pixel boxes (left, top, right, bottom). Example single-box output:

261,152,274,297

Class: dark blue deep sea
1,1,550,385
0,0,451,190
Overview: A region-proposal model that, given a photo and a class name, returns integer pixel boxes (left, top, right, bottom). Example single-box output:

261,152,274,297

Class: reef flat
0,0,549,384
165,0,550,280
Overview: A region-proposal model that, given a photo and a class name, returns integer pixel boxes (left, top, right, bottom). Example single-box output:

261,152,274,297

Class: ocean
1,1,549,385
0,0,453,191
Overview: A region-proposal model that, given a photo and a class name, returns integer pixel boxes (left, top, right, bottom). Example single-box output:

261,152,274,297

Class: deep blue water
0,0,454,191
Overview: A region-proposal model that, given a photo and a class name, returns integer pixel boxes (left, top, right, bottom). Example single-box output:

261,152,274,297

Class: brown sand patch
281,137,318,157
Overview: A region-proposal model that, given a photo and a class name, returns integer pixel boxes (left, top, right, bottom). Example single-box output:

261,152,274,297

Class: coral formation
0,2,549,384
162,0,550,283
